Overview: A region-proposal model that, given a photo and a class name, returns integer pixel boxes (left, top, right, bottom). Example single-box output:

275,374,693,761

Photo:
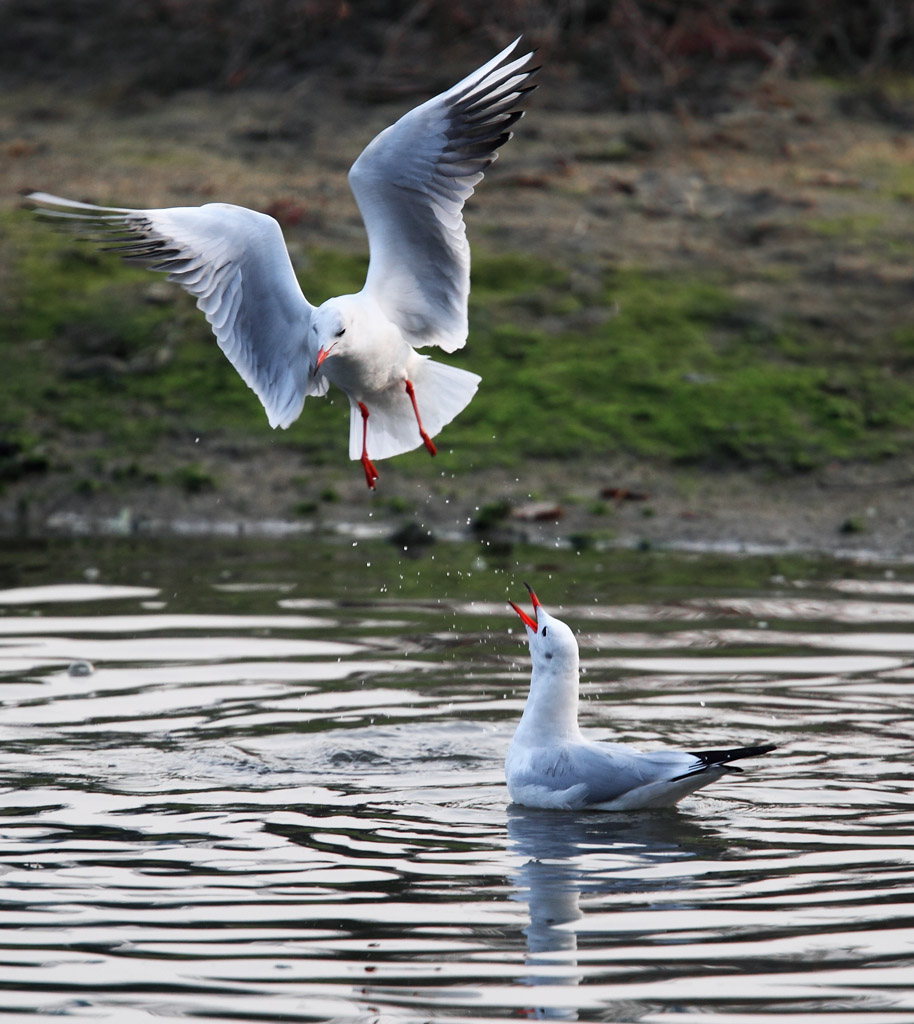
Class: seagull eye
541,626,548,637
335,327,346,337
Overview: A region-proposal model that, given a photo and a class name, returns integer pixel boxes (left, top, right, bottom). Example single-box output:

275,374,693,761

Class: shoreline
4,455,914,563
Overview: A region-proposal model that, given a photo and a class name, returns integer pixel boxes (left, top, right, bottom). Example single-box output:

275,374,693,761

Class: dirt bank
4,57,914,558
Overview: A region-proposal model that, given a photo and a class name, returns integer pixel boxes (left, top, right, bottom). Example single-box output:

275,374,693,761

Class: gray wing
553,742,705,805
28,192,323,428
348,38,537,352
557,742,775,805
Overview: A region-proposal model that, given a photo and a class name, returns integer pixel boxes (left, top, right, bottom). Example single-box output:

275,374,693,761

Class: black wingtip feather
691,743,777,767
669,743,776,783
460,77,538,117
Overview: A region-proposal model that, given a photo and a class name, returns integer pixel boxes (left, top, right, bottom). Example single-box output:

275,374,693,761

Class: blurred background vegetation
3,1,914,532
4,0,914,102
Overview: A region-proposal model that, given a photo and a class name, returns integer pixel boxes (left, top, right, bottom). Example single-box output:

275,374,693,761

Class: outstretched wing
349,38,537,352
27,192,322,428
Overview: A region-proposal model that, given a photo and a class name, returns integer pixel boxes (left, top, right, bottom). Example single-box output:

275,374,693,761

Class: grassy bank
3,204,914,503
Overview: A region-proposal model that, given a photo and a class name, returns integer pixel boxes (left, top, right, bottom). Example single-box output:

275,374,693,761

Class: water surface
0,536,912,1022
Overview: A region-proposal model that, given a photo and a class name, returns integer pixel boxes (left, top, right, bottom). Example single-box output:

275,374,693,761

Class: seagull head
509,583,579,677
312,298,355,370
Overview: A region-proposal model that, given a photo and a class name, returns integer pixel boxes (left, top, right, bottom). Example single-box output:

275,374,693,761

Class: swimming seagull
27,39,537,489
506,585,776,810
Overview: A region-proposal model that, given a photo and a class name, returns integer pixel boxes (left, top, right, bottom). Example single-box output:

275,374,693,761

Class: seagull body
28,40,537,488
506,586,776,811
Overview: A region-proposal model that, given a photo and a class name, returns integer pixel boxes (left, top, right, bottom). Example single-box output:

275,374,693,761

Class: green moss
426,263,914,473
74,477,105,497
173,463,216,494
111,461,162,486
840,515,866,534
7,209,914,483
889,164,914,201
469,251,569,298
472,500,513,532
805,213,884,238
295,248,369,303
383,494,413,514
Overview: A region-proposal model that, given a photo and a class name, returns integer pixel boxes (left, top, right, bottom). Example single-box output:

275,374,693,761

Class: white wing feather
349,38,537,352
27,192,320,428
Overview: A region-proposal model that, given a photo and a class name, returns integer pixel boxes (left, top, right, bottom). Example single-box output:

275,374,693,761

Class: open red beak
509,582,541,632
316,339,341,370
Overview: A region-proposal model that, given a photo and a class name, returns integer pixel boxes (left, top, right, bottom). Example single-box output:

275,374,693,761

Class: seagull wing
28,192,322,428
568,741,776,807
348,38,537,352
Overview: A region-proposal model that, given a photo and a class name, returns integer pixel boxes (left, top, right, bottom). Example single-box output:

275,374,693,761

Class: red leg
405,379,437,457
358,401,379,489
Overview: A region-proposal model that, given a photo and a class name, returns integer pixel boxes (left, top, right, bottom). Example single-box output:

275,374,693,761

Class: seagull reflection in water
506,806,721,1021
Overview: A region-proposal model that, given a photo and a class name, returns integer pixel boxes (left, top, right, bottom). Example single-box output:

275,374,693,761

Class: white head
509,583,581,738
312,296,357,371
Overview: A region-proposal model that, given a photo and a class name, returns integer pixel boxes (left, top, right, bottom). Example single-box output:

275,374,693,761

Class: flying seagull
29,39,537,489
506,585,776,810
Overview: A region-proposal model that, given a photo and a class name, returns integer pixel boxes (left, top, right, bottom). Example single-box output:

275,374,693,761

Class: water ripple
0,543,912,1021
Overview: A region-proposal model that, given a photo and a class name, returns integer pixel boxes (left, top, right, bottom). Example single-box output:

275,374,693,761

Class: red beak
509,582,541,632
316,347,329,369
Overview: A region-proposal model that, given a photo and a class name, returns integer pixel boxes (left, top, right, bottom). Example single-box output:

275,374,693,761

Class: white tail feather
348,357,481,461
